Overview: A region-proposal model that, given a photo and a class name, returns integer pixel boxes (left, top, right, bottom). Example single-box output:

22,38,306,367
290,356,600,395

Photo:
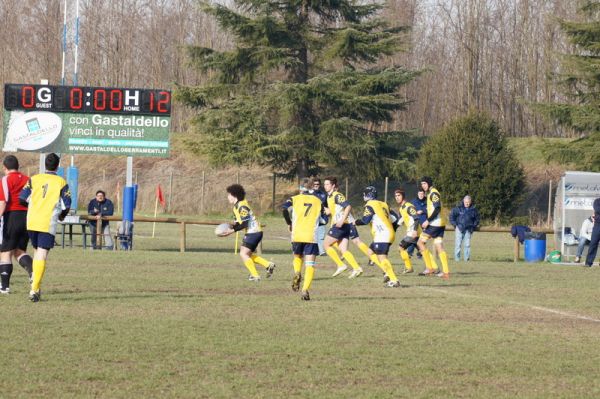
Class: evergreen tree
532,1,600,170
176,0,421,179
416,113,525,220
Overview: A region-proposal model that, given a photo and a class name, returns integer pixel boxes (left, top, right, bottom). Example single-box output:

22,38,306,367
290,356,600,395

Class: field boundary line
418,286,600,324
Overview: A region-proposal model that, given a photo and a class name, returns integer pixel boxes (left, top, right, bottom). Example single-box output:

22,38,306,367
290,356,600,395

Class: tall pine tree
533,1,600,170
176,0,421,179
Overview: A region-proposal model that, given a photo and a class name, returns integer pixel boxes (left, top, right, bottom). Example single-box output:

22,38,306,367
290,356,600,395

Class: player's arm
58,184,72,221
282,199,293,231
18,178,32,207
355,206,374,226
390,209,400,231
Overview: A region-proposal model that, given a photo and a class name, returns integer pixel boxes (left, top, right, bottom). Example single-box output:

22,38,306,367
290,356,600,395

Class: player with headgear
393,189,420,274
354,186,400,287
416,176,450,279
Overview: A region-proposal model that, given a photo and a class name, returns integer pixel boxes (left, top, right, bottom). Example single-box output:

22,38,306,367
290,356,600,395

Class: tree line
0,0,583,138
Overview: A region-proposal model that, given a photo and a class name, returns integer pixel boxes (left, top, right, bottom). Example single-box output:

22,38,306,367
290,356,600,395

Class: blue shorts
370,242,391,255
328,224,359,241
292,242,319,256
421,226,445,239
28,231,55,250
242,232,263,252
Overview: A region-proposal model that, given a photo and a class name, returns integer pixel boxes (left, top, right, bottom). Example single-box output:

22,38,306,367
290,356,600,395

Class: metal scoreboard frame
2,83,172,158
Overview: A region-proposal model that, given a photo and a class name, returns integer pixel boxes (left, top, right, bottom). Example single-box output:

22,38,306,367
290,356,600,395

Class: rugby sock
439,251,449,274
17,254,33,279
430,251,439,271
381,258,398,282
302,261,315,292
400,250,412,271
293,257,303,274
356,242,371,259
342,251,360,270
0,262,13,289
371,254,386,273
326,247,345,267
251,255,270,269
243,259,259,278
421,249,433,271
32,259,46,292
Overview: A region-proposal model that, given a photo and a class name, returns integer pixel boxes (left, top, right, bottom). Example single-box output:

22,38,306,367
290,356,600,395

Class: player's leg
240,246,260,281
434,238,450,279
291,243,304,292
378,249,399,287
0,250,13,294
29,232,54,302
14,249,33,282
352,235,380,269
417,235,434,275
337,228,360,273
301,245,319,300
324,229,347,274
399,238,414,274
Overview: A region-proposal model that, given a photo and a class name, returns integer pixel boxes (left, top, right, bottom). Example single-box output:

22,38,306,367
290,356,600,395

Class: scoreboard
2,83,172,157
4,84,171,116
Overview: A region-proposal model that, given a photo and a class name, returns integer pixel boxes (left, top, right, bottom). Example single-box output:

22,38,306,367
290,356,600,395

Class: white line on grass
419,286,600,324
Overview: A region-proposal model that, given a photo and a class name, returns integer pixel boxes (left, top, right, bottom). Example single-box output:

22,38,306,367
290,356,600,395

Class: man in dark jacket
88,190,114,249
449,195,480,261
584,198,600,267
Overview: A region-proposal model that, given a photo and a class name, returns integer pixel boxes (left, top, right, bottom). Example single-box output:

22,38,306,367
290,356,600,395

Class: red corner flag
156,185,166,208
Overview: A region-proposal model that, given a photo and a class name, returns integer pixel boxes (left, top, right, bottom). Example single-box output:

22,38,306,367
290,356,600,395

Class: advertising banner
2,110,170,157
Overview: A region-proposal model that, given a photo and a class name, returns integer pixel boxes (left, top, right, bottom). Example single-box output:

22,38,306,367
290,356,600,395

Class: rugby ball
214,223,231,236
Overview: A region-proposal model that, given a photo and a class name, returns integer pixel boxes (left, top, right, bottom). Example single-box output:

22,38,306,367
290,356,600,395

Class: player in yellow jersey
354,186,400,287
282,182,323,300
322,177,375,278
393,189,420,274
18,153,71,302
416,176,450,279
220,184,275,282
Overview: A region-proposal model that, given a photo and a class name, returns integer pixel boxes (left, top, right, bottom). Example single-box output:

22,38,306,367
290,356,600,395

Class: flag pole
152,196,158,238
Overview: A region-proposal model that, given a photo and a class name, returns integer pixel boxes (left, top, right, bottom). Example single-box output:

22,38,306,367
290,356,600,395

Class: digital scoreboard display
4,84,171,116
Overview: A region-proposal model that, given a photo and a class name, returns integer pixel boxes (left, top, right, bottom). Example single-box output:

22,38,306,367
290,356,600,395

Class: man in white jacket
575,215,594,263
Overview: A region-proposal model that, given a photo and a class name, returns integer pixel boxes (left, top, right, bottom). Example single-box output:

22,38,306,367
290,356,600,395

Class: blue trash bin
524,232,546,262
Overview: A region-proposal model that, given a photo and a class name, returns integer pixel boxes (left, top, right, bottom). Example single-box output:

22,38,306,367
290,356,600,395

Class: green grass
508,136,573,165
3,216,600,398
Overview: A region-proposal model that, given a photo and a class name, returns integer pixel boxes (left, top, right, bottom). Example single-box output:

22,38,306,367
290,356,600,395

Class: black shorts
328,224,359,240
28,231,55,250
241,232,263,252
1,210,29,252
399,236,418,249
292,242,319,256
369,242,391,255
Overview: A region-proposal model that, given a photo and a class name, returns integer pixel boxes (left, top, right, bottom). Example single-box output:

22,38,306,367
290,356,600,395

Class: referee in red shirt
0,155,33,294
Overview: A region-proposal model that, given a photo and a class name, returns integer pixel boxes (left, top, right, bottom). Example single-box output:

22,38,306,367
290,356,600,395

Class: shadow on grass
144,247,293,255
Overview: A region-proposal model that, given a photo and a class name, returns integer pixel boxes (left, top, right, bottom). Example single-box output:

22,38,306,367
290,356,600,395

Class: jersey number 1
42,183,48,198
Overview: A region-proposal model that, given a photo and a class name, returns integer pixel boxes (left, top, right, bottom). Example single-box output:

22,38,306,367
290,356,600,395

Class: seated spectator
575,214,594,263
449,195,480,261
88,190,114,250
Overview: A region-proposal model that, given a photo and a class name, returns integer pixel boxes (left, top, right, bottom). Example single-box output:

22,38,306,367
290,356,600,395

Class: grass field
2,216,600,398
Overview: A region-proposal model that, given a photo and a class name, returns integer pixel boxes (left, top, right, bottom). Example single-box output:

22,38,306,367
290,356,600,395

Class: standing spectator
585,198,600,267
88,190,115,250
575,214,594,263
310,178,328,256
449,195,480,261
0,155,33,294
